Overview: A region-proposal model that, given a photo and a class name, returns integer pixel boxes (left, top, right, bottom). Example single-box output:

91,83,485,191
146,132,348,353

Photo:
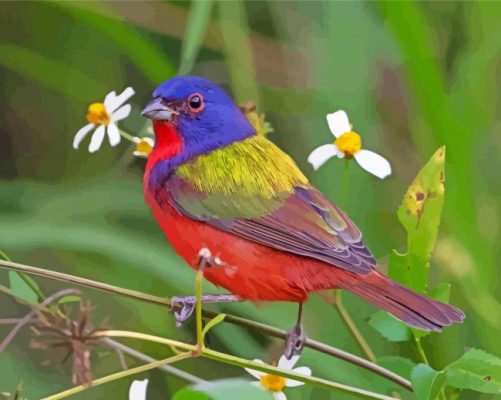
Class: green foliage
388,146,446,294
0,44,105,101
172,379,272,400
7,271,38,305
369,311,411,342
445,349,501,395
50,2,176,83
202,313,226,340
178,0,214,75
407,349,501,397
410,364,445,400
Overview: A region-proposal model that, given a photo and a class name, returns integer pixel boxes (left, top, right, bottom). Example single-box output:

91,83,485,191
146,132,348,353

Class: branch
96,330,399,400
42,352,193,400
0,259,411,391
100,337,205,384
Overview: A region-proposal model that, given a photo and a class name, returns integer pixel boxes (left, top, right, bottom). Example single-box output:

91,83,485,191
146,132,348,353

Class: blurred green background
1,1,500,399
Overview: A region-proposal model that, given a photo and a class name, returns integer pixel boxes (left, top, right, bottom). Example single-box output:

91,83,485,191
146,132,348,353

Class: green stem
118,128,137,143
339,158,351,207
42,352,192,400
414,337,429,365
98,330,398,400
0,259,411,391
334,290,376,362
195,270,204,349
414,336,447,400
333,162,376,362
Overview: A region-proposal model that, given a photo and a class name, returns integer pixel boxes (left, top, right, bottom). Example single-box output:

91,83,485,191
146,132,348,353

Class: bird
141,76,464,358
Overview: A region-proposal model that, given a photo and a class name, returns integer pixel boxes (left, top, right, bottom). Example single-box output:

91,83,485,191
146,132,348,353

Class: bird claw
284,324,306,359
171,296,196,328
197,247,226,270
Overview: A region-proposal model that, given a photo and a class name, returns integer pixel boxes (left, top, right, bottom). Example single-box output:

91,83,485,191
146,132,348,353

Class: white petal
326,110,351,137
111,104,132,122
273,391,287,400
73,123,95,149
88,125,106,153
107,87,135,114
286,367,312,387
107,123,121,147
129,378,148,400
278,354,299,370
307,144,339,170
103,90,117,110
354,149,392,179
244,359,266,379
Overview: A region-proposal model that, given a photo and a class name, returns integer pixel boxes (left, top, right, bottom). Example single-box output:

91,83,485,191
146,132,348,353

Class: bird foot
171,248,240,327
170,294,241,328
284,324,306,359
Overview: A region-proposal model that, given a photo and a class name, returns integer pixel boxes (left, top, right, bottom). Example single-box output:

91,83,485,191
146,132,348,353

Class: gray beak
141,98,177,120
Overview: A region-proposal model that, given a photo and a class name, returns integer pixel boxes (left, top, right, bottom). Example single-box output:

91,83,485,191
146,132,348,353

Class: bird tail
341,271,464,331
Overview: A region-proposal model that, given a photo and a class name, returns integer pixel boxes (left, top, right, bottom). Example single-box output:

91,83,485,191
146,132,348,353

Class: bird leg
171,248,241,327
284,302,306,359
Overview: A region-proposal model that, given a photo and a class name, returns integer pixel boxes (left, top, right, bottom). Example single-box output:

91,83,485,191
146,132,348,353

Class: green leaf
172,379,272,400
445,349,501,394
202,313,226,340
58,295,81,304
218,0,260,105
8,271,39,305
178,0,214,75
369,311,411,342
428,283,451,304
411,364,445,400
388,146,446,293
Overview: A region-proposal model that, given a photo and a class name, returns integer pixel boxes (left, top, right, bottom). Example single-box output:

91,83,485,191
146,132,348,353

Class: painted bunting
142,76,464,357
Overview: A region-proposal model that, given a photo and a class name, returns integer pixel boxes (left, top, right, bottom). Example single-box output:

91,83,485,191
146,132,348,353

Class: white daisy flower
73,87,135,153
307,110,392,179
133,137,155,158
129,378,148,400
244,355,312,400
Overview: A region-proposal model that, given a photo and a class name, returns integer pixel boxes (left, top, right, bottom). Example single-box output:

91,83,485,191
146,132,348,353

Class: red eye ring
188,93,204,113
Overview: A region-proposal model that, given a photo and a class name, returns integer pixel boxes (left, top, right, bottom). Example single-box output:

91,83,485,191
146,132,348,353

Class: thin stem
414,337,429,365
42,352,192,400
0,259,411,391
195,270,204,349
100,338,204,384
334,290,376,362
414,337,447,400
118,128,137,143
333,161,377,362
339,158,351,206
98,330,398,400
0,288,81,354
95,330,195,352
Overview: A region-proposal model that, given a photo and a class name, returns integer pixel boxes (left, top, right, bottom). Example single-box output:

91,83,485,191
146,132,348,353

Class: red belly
147,193,344,302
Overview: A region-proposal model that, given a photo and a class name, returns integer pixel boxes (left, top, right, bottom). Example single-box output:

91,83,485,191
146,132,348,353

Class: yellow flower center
260,373,286,392
86,103,110,126
335,131,362,157
135,138,154,156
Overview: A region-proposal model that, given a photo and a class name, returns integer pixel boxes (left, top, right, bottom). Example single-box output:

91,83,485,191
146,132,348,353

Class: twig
0,259,412,390
0,318,26,325
334,290,376,362
0,288,80,354
96,330,399,400
42,352,193,400
100,337,204,384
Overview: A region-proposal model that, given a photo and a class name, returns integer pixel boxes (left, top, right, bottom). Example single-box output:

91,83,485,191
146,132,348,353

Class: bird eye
188,93,204,112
